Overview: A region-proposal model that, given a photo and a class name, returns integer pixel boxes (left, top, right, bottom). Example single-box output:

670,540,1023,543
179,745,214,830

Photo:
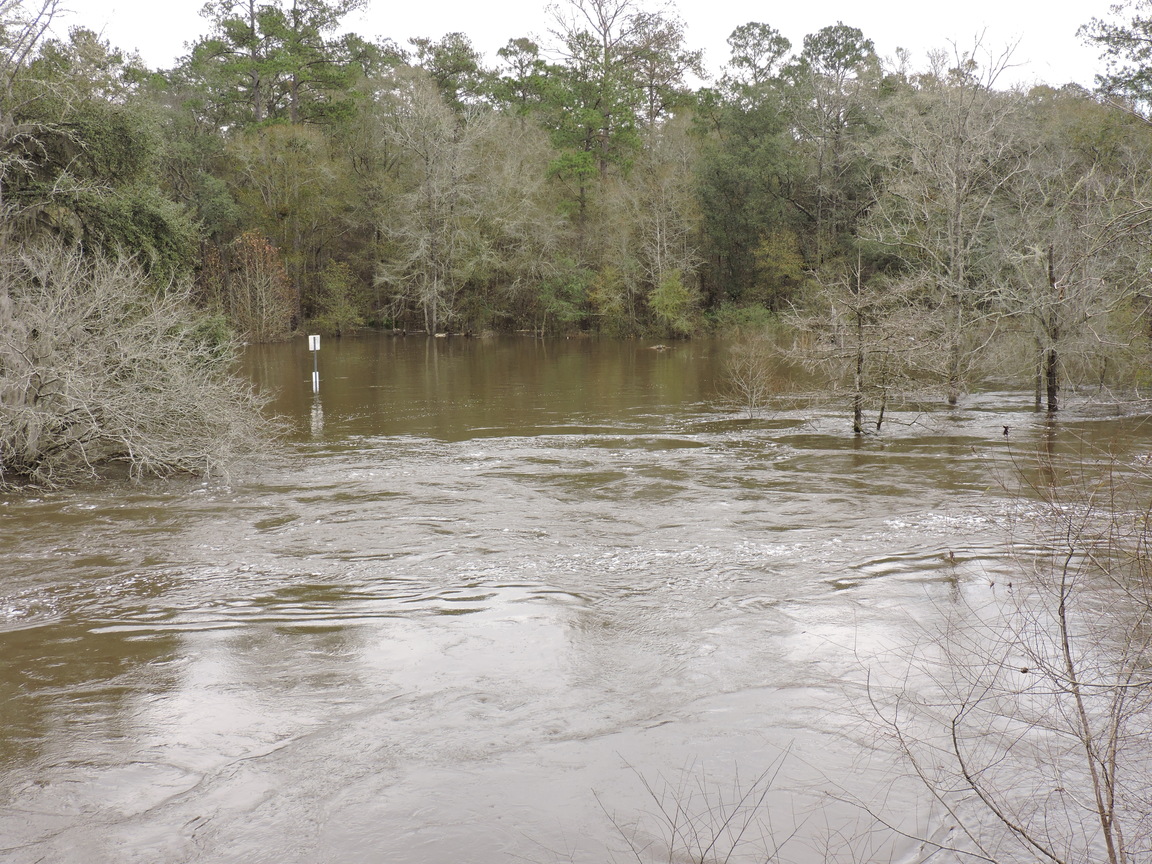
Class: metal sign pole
308,334,320,393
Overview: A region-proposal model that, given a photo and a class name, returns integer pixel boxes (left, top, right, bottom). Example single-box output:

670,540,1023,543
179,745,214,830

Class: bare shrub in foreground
865,454,1152,863
0,242,274,488
600,757,800,864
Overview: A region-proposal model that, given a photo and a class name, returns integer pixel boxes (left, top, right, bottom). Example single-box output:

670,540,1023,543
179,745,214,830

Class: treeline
3,1,1152,374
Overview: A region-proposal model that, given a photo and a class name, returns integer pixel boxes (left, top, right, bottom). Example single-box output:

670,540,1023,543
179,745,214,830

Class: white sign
308,334,320,351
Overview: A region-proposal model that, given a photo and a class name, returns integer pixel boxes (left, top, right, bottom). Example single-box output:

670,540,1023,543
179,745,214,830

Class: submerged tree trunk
1034,336,1044,409
946,299,962,406
852,305,864,435
1045,345,1059,412
1045,244,1060,413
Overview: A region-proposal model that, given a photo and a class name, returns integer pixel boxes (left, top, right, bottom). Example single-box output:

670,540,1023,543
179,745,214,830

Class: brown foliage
199,232,294,341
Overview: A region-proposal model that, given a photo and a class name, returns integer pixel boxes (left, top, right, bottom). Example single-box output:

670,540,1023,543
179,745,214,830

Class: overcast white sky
68,0,1107,89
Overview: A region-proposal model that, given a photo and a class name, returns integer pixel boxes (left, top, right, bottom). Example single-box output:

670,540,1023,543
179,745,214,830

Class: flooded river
1,335,1148,863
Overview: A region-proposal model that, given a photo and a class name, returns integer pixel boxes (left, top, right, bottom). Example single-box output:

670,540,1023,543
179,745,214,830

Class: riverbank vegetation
4,1,1152,354
4,0,1152,485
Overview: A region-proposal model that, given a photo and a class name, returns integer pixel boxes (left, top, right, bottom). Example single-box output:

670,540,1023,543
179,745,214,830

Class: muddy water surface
2,335,1147,863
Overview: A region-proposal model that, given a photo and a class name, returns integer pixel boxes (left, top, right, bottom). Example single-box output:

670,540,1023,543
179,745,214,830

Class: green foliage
182,0,369,128
194,173,244,239
183,312,236,363
705,302,777,331
1080,0,1152,115
492,37,550,115
723,22,791,96
68,182,199,279
23,25,149,101
588,265,629,334
72,101,156,182
751,229,810,309
548,149,598,217
12,131,199,280
537,259,592,332
8,0,1152,383
780,23,880,270
648,267,698,336
8,95,157,193
694,96,795,305
2,25,199,278
311,260,365,335
786,22,875,83
540,0,688,187
627,10,704,125
408,32,491,112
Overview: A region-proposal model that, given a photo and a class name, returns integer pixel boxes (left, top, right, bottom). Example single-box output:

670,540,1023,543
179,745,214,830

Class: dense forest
4,0,1152,481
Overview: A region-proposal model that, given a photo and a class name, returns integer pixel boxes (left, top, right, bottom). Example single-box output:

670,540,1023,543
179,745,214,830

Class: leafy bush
536,258,591,334
648,267,699,336
310,261,365,336
704,302,777,332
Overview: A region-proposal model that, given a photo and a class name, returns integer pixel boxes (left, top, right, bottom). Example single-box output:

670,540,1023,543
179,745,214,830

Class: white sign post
308,334,320,393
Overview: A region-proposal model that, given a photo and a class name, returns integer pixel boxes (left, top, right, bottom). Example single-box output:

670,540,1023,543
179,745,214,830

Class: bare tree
721,329,777,418
376,69,562,333
232,231,294,341
620,116,703,335
600,757,800,864
374,70,490,332
863,40,1027,405
787,257,931,434
993,95,1152,411
200,231,296,342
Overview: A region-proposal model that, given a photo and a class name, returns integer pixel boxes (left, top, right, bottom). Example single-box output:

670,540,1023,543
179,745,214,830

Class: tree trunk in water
852,309,864,435
1045,346,1059,412
1045,245,1060,413
947,301,962,406
1034,338,1043,409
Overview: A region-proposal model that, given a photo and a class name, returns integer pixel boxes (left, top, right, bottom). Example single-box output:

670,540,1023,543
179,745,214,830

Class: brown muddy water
1,335,1148,863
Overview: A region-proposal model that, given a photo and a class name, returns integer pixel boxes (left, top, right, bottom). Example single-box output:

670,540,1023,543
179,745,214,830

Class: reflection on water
1,335,1149,863
309,396,324,438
